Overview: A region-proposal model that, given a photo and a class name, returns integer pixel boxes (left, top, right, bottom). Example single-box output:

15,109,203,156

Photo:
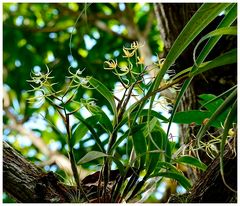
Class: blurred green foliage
3,3,163,202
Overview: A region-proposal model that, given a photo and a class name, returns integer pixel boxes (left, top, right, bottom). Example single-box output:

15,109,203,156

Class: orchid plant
27,3,237,203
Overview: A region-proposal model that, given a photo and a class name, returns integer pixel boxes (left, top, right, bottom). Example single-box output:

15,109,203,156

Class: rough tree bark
154,3,202,56
3,141,71,203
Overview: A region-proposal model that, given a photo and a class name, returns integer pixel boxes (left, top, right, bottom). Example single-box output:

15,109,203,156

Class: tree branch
3,141,72,203
142,9,154,38
94,20,133,41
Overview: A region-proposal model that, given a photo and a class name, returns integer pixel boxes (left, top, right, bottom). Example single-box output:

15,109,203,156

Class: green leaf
139,109,169,122
199,86,236,111
199,94,223,112
122,100,140,122
153,3,230,92
169,48,236,135
77,151,108,164
196,88,237,144
109,130,128,155
175,89,236,133
173,110,220,127
127,179,146,201
191,49,237,77
198,94,231,125
166,3,236,139
88,76,118,123
154,125,172,162
171,66,192,81
170,48,237,132
109,117,161,157
114,107,168,139
193,26,237,66
111,156,125,176
172,47,237,82
155,161,180,174
74,113,105,152
71,115,100,146
175,155,207,171
150,125,172,163
132,124,147,168
150,172,191,190
143,117,158,137
191,3,236,70
146,130,163,176
87,105,113,133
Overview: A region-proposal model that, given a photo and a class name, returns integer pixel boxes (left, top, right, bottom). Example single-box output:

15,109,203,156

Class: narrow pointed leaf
88,76,117,123
166,3,236,139
153,3,230,91
87,105,113,133
146,131,163,176
199,86,236,111
111,157,125,176
78,151,108,164
199,94,224,112
155,161,180,173
175,155,207,171
150,172,191,190
173,110,214,126
132,125,147,168
71,115,100,146
74,114,105,152
191,49,237,77
193,26,237,65
196,88,237,144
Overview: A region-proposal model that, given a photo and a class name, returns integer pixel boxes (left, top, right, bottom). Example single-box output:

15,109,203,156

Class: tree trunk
154,3,237,202
154,3,202,56
154,3,201,145
3,141,72,203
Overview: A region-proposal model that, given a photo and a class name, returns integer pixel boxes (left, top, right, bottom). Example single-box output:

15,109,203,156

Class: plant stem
63,108,89,202
68,149,80,187
64,111,80,187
